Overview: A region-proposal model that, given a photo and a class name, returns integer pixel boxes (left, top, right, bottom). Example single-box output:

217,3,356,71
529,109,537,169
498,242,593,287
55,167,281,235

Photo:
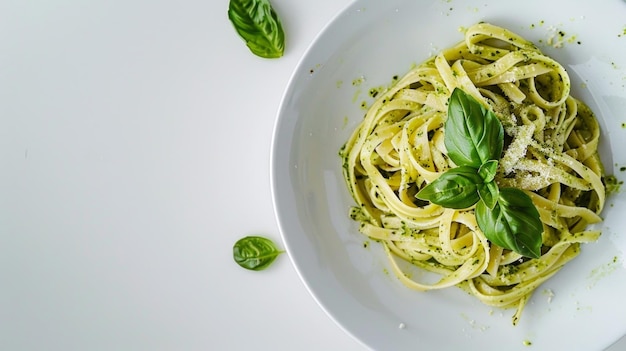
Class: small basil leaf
416,166,483,209
228,0,285,58
478,160,498,183
478,181,499,209
445,88,504,168
475,188,543,258
233,236,285,270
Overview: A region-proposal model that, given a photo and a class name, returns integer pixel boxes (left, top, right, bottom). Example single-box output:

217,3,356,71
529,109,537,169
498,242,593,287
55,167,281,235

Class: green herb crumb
369,88,380,98
605,175,623,195
588,256,620,289
352,76,365,86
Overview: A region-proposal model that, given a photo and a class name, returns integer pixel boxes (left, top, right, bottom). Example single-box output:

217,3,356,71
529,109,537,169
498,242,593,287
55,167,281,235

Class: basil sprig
416,88,543,258
228,0,285,58
476,188,543,258
233,236,285,270
445,89,504,168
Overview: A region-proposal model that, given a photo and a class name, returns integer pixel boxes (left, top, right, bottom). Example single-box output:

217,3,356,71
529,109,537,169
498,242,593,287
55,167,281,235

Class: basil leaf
233,236,285,270
478,160,498,183
228,0,285,58
478,181,499,209
445,88,504,168
416,166,483,209
475,188,543,258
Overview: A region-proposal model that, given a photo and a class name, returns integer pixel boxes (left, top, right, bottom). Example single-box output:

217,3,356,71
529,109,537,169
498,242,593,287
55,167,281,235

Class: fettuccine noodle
340,23,606,324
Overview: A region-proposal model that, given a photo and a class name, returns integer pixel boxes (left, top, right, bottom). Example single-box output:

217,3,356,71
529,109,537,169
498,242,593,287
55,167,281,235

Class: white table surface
2,1,625,350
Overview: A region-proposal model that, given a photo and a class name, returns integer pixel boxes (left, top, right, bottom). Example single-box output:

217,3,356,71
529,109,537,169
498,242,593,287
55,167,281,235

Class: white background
1,0,625,350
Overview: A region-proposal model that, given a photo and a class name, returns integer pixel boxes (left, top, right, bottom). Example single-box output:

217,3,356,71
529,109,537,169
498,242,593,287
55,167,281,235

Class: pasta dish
339,23,606,324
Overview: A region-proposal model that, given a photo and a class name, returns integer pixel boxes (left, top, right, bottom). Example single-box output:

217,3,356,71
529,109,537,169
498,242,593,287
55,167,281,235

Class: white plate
271,1,626,350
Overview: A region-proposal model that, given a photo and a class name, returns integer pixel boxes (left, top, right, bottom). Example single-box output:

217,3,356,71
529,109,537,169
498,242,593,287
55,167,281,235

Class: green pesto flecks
369,87,381,98
352,76,365,86
605,175,622,195
352,89,362,103
588,256,621,288
566,35,581,45
575,301,593,313
309,63,322,75
532,22,580,48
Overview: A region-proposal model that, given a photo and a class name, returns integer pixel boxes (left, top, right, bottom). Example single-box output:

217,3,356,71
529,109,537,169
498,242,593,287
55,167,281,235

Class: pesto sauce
605,175,623,195
352,76,365,86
